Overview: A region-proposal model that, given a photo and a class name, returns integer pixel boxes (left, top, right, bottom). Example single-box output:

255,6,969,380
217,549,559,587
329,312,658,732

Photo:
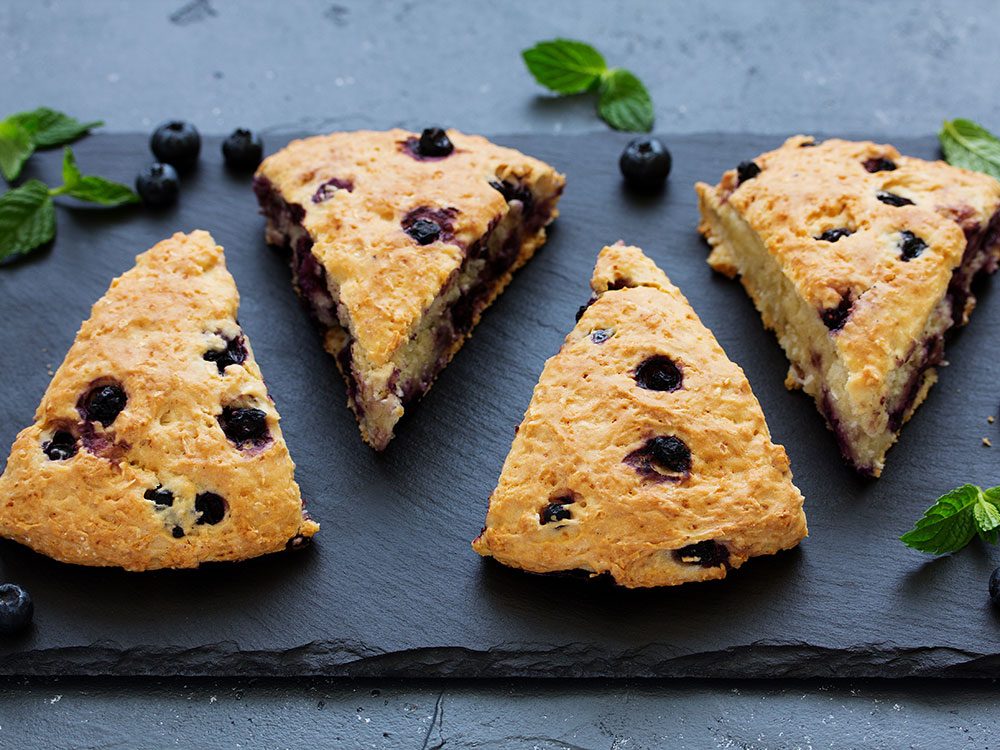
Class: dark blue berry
539,498,574,525
195,492,227,525
43,430,77,461
150,120,201,169
0,584,33,634
649,435,691,474
876,190,914,207
135,163,180,207
417,127,453,157
673,540,730,568
635,356,682,392
619,137,672,190
590,328,613,344
990,567,1000,606
816,228,853,243
898,230,928,261
736,160,761,185
219,406,268,446
820,294,853,331
80,383,127,426
312,177,354,203
488,179,535,213
405,218,441,245
144,486,174,507
204,334,247,373
222,128,263,171
863,157,897,173
172,526,185,539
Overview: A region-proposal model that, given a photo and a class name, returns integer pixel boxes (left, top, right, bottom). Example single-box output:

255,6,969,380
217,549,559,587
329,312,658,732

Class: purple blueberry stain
204,333,247,373
820,292,854,332
673,540,730,568
625,435,692,481
898,230,928,261
863,157,897,173
635,355,683,392
311,177,354,203
402,206,458,245
876,190,915,207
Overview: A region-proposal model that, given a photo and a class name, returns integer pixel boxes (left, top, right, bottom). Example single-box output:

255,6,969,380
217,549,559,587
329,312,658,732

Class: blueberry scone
0,231,318,570
697,137,1000,477
472,243,807,588
254,128,565,450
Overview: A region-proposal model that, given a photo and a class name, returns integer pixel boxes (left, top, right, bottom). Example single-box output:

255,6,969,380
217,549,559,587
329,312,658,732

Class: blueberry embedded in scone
472,243,807,588
696,136,1000,477
253,128,565,451
0,231,318,570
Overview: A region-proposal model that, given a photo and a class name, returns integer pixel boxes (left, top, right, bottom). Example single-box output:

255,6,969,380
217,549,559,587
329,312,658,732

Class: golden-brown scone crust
0,231,318,571
473,244,807,588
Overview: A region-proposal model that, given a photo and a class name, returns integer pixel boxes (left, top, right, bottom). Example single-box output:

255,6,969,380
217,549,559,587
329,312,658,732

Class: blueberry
150,120,201,169
195,492,227,525
417,127,453,157
898,230,928,261
144,486,174,507
649,435,691,474
172,526,185,539
312,177,354,203
990,567,1000,606
204,334,247,373
219,406,268,446
575,305,590,322
405,218,441,245
736,160,761,186
539,498,574,525
820,293,853,331
0,584,33,635
673,540,730,568
42,430,77,461
488,180,535,212
876,190,914,207
80,383,127,426
135,163,180,207
635,355,682,392
863,157,897,173
221,128,263,171
816,228,853,243
619,137,672,190
590,328,614,344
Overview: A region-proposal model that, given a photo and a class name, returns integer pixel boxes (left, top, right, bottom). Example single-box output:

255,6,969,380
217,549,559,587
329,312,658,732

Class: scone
697,137,1000,476
254,128,565,450
0,231,318,570
472,243,807,588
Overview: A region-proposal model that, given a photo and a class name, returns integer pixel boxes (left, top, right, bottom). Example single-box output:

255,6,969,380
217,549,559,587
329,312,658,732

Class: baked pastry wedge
0,231,318,571
254,128,565,450
697,136,1000,476
472,243,807,588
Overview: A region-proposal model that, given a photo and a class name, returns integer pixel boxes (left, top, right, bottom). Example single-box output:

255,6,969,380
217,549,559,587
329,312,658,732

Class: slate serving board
0,133,998,679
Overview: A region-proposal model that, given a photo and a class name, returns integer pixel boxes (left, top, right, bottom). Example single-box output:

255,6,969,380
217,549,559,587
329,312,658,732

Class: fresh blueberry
222,128,264,171
42,430,77,461
136,163,180,207
219,406,268,446
820,293,854,331
195,492,227,525
0,584,33,635
144,486,174,507
649,435,691,474
673,540,730,568
417,127,454,157
876,190,914,207
863,157,897,173
816,228,853,243
898,230,928,261
635,355,682,392
619,137,672,190
80,383,127,426
736,160,761,186
405,218,441,245
204,334,247,373
539,498,574,525
590,328,614,344
990,567,1000,606
150,120,201,169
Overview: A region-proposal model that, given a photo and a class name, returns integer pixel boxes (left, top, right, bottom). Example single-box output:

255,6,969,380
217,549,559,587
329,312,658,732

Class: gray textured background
3,0,1000,747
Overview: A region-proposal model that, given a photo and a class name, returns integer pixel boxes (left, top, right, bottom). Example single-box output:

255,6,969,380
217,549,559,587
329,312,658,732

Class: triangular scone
254,129,565,450
0,231,318,570
473,244,807,588
697,137,1000,476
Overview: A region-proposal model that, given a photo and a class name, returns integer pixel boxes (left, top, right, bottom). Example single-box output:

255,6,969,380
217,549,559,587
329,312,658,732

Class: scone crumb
988,416,996,424
984,437,993,447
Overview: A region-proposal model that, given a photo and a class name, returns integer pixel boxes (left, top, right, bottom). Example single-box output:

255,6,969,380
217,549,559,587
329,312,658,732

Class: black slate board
1,133,998,679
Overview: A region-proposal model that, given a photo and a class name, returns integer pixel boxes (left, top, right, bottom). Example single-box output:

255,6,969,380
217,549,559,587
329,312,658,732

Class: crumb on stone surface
989,416,996,424
984,438,993,447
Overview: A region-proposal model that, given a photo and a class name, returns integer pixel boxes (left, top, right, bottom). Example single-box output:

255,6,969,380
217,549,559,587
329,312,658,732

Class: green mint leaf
0,180,56,261
939,119,1000,181
597,68,654,132
522,39,607,94
900,484,988,554
55,148,138,206
9,107,103,149
0,119,34,181
976,487,1000,543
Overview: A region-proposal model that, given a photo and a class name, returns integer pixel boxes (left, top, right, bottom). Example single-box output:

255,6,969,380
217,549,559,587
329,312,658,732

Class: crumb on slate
989,416,996,424
984,437,993,447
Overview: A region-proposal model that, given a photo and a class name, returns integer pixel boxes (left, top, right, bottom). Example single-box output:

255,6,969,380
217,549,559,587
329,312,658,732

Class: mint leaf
0,119,34,181
54,147,139,207
900,484,1000,554
940,119,1000,181
0,180,56,261
9,107,103,149
597,68,654,132
522,39,607,94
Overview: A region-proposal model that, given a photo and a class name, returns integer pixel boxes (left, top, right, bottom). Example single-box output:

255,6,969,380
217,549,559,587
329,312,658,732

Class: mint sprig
901,484,1000,554
522,39,654,132
0,146,138,263
0,107,103,181
939,119,1000,181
